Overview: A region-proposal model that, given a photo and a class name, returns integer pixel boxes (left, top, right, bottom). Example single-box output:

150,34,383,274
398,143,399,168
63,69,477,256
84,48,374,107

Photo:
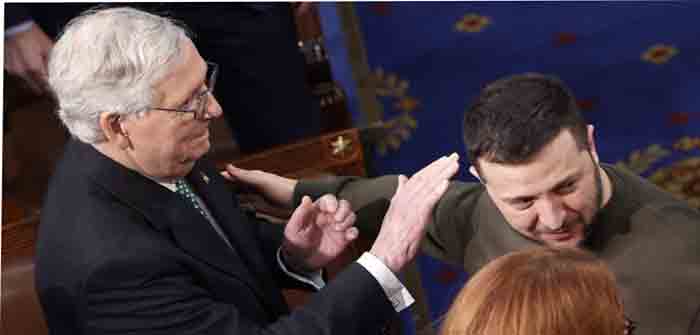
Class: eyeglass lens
196,62,218,119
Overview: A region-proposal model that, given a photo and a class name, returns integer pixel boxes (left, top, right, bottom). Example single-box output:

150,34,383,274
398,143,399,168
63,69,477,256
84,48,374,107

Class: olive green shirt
295,164,700,335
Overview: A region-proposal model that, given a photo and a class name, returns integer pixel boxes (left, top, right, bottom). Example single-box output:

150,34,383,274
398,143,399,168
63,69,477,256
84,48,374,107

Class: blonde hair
439,247,625,335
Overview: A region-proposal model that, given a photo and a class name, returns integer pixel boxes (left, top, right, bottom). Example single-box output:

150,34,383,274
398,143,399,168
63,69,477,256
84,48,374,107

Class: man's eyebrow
504,194,536,204
552,172,581,190
502,172,582,203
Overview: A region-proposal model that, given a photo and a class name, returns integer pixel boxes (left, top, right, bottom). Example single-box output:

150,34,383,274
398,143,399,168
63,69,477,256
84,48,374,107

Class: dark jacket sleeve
81,257,395,335
422,181,482,266
246,210,319,291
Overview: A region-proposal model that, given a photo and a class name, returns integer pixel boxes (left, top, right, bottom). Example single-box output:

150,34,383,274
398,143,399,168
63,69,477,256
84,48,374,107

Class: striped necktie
174,178,235,250
175,179,208,218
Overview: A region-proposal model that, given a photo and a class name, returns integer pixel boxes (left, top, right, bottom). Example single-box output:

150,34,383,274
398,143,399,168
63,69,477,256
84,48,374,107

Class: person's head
440,247,629,335
463,73,609,247
48,7,222,181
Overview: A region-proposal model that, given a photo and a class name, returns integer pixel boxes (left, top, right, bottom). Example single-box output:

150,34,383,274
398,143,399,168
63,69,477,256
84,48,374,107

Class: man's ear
469,165,482,183
586,124,600,164
99,112,131,150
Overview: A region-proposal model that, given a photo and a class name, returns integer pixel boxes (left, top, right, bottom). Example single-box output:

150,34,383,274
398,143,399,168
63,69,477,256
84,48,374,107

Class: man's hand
221,164,297,208
4,23,53,95
281,194,357,273
369,153,459,273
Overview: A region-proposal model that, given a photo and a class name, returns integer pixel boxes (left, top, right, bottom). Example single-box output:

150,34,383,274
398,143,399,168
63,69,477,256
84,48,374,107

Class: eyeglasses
151,61,219,120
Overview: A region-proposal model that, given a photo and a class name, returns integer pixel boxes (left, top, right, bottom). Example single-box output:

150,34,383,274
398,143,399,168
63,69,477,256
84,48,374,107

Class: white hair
48,7,189,143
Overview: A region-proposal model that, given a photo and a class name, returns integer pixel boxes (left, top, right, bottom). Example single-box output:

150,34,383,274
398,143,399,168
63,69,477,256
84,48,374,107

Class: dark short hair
463,73,589,173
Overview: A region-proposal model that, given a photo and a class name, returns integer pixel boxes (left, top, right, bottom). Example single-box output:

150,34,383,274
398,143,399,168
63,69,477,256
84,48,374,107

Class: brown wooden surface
2,218,47,335
219,128,365,179
2,77,59,334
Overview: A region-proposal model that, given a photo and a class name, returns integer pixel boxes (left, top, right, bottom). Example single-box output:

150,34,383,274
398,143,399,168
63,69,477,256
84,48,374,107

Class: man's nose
536,196,566,231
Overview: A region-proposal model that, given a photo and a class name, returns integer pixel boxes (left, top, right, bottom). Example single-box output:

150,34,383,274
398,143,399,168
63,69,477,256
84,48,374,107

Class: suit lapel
187,162,288,313
187,164,267,272
82,141,274,311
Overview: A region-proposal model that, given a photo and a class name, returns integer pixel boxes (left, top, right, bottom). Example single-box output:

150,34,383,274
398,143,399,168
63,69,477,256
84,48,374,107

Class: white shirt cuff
276,247,325,290
5,20,35,38
356,252,415,312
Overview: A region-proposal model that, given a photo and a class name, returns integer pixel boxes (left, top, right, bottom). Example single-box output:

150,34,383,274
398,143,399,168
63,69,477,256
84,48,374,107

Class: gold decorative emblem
616,137,700,208
614,144,671,175
200,171,210,184
641,44,679,64
370,67,420,156
330,135,352,156
673,136,700,151
455,14,491,33
649,157,700,208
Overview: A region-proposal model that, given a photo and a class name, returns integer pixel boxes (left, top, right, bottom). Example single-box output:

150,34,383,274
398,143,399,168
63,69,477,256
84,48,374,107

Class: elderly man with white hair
36,7,459,335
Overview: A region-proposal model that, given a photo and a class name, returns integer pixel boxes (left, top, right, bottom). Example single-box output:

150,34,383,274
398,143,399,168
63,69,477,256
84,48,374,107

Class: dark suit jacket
36,139,394,335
